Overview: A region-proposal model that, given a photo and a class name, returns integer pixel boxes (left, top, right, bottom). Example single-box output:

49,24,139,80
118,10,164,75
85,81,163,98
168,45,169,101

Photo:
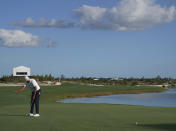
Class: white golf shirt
24,79,40,91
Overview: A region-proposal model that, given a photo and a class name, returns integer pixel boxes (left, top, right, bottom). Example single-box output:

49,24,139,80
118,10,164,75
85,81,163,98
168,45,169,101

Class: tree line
0,74,176,87
0,74,55,83
63,76,176,87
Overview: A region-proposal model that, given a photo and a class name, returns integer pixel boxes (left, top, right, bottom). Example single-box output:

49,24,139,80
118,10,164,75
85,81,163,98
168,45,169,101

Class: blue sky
0,0,176,78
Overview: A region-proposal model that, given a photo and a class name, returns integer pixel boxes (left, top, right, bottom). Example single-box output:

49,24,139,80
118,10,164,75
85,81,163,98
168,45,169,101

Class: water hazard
58,88,176,107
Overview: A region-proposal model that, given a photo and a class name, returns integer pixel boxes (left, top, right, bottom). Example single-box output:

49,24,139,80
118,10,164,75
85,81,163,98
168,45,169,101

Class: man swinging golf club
16,76,41,117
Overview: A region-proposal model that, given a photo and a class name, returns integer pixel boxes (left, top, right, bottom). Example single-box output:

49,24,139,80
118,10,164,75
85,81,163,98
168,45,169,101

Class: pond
58,88,176,107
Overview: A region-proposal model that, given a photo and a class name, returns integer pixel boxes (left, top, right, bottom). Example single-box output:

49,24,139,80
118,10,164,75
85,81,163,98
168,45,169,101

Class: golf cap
25,76,30,81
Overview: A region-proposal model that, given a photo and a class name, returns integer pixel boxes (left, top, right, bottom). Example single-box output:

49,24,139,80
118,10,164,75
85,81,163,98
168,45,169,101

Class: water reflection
58,88,176,107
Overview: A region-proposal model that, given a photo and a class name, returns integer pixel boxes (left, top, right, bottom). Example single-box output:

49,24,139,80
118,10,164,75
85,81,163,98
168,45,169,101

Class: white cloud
10,0,176,31
12,17,75,28
0,29,42,47
74,5,112,30
75,0,176,31
74,5,107,28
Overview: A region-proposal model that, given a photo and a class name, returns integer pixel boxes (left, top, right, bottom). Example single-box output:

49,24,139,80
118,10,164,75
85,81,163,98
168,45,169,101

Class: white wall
13,66,31,76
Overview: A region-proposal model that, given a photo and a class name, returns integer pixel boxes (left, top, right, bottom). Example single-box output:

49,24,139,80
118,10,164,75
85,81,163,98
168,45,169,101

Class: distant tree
61,74,65,80
156,75,161,79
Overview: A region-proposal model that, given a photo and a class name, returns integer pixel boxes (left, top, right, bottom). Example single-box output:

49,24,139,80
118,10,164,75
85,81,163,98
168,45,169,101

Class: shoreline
58,89,176,108
56,88,166,101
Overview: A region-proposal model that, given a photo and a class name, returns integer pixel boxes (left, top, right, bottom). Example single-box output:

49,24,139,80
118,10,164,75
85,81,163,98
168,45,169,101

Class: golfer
16,76,41,117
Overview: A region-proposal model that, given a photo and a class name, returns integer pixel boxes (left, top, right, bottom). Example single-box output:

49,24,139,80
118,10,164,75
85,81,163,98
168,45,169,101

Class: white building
110,77,123,81
13,66,31,76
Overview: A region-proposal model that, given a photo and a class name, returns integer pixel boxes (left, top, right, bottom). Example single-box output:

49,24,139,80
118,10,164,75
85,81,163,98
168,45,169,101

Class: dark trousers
30,89,41,114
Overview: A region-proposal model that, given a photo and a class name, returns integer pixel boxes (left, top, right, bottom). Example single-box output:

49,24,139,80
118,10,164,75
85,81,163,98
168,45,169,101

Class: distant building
111,78,123,81
13,66,30,76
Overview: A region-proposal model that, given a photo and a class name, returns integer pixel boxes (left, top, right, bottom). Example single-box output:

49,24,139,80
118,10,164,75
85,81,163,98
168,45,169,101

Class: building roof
14,66,30,69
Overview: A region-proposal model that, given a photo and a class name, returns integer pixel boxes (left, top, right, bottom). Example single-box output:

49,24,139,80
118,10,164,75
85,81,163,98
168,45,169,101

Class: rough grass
40,83,166,102
0,84,175,131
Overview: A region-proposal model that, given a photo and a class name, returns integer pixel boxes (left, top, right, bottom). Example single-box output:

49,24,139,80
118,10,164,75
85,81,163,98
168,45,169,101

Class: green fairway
0,84,176,131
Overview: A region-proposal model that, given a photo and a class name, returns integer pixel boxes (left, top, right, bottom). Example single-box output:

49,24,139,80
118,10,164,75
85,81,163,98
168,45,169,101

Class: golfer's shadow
0,114,25,117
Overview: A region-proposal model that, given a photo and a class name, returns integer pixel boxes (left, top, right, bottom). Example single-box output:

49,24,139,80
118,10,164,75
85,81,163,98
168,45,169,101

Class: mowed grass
0,84,176,131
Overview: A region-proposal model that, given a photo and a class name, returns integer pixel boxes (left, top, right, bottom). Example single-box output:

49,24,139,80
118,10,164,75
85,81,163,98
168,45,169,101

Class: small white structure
55,82,62,86
111,78,123,81
13,66,31,76
55,78,62,86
